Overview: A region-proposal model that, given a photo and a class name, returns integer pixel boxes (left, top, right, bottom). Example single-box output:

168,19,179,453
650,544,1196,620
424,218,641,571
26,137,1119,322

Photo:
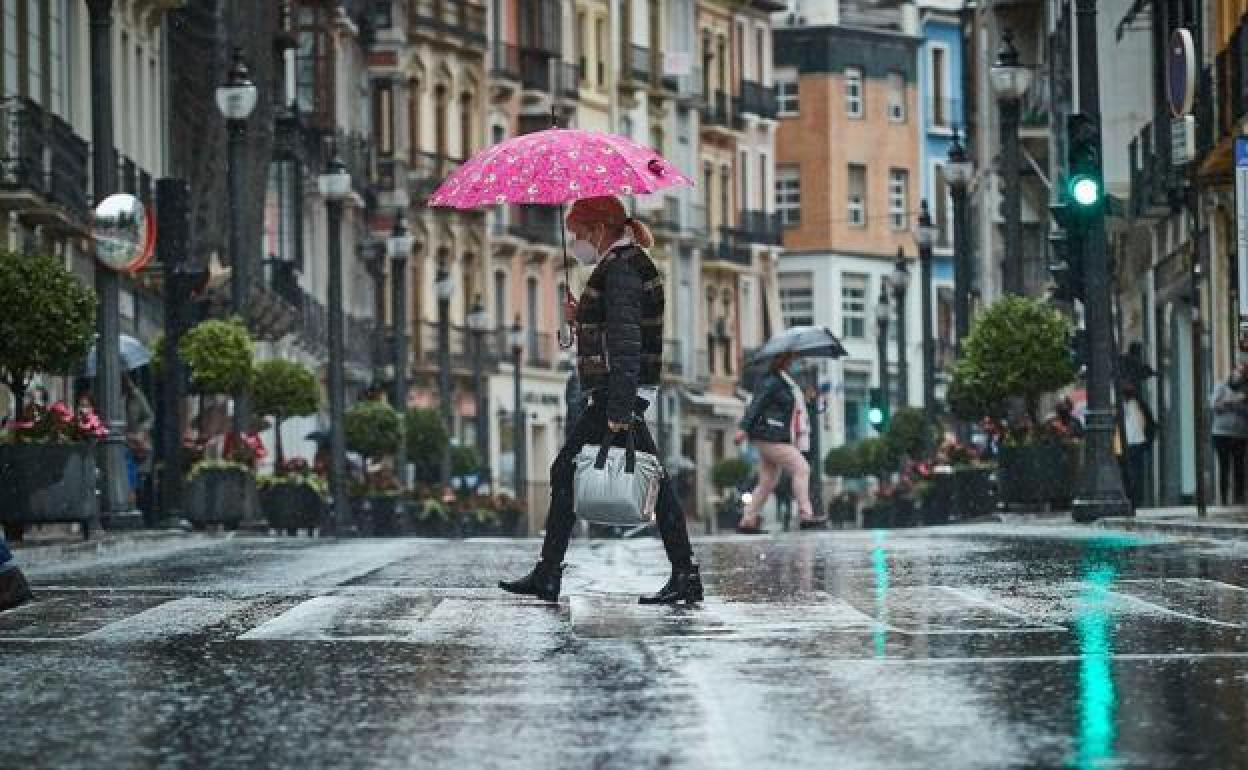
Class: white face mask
570,237,600,266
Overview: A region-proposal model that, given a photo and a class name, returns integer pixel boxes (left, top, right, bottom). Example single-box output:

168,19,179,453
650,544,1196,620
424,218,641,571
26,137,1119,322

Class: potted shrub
180,319,260,528
0,250,98,540
405,408,449,487
252,360,322,531
410,496,454,537
949,297,1077,509
710,456,752,531
346,401,403,534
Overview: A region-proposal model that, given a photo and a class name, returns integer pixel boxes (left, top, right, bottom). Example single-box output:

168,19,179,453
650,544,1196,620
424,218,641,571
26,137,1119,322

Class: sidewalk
9,526,223,568
1091,505,1248,541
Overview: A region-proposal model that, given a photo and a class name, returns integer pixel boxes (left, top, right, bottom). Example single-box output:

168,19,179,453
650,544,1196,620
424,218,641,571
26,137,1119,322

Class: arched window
434,84,448,160
459,92,474,160
493,270,507,333
408,78,421,159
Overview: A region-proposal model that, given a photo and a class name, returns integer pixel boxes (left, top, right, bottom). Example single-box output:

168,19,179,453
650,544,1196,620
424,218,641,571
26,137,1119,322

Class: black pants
1214,435,1248,506
540,396,694,568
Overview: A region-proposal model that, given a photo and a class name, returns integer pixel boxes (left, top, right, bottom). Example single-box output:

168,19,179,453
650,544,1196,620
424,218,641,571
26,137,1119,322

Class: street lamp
991,29,1030,297
946,129,973,358
915,200,938,426
435,259,454,493
318,153,352,533
891,249,911,408
874,282,891,426
509,315,526,502
466,294,491,492
85,0,138,527
388,212,413,487
217,47,259,435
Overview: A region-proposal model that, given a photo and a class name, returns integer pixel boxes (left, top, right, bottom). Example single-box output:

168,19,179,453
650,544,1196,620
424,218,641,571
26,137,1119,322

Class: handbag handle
594,421,637,473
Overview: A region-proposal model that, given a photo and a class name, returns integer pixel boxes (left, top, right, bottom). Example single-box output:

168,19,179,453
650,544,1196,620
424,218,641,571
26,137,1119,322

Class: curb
1092,517,1248,541
12,530,225,568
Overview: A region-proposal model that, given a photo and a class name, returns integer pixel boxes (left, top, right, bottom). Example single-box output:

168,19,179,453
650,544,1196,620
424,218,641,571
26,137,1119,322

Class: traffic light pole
1071,0,1130,522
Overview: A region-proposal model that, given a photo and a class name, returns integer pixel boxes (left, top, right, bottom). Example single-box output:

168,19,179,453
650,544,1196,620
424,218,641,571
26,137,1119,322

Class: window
759,152,768,214
779,272,814,328
844,370,870,444
296,5,332,127
887,72,904,122
776,68,798,115
720,165,731,229
739,148,749,212
26,0,41,103
3,0,17,96
459,92,473,159
755,27,765,82
841,273,868,339
848,164,866,227
49,0,64,116
776,166,800,226
888,169,908,231
933,165,951,248
374,81,393,156
844,67,863,118
930,46,947,127
576,11,587,82
595,17,606,86
408,78,421,155
526,276,540,359
493,270,507,329
434,85,448,158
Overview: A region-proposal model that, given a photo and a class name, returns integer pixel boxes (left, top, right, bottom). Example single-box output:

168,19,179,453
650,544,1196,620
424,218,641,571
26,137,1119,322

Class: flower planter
999,442,1070,508
953,467,996,518
260,480,325,535
186,467,257,530
498,508,526,537
353,496,403,536
0,443,99,539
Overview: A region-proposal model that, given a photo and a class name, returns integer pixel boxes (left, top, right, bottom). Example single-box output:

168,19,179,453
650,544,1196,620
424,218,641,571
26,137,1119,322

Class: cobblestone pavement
6,526,1248,769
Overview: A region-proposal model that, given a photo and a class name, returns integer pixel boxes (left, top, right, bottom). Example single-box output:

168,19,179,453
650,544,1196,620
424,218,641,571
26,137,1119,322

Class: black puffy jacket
740,372,796,444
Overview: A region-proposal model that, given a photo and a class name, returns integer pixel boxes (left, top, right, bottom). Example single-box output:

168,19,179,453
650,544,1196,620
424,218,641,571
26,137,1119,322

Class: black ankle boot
639,564,703,605
0,567,33,612
499,560,563,602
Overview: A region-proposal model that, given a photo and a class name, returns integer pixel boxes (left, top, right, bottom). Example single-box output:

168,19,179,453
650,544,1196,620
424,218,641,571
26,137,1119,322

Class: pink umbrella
428,128,692,209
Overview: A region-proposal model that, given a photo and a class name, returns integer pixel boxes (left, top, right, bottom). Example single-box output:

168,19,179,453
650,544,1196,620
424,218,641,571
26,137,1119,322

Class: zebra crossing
4,576,1248,650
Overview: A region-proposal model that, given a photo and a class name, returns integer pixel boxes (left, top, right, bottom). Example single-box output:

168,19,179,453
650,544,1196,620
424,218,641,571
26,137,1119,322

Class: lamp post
891,250,911,408
915,201,938,428
467,294,491,492
991,29,1031,297
86,0,135,526
318,153,352,533
435,260,454,493
216,47,258,435
875,283,891,421
1071,0,1130,521
388,212,413,487
946,129,974,356
510,316,527,502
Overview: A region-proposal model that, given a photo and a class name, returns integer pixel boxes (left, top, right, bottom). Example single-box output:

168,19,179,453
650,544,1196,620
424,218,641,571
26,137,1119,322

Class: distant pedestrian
1117,381,1156,509
123,375,154,509
734,351,824,533
1212,362,1248,506
0,532,32,612
1046,397,1084,439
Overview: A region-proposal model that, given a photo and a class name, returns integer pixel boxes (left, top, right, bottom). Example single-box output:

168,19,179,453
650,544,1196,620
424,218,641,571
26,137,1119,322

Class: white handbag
573,424,663,526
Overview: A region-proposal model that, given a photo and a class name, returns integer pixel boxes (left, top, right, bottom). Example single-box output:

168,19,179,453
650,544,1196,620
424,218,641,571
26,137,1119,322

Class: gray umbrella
749,326,848,364
84,335,152,376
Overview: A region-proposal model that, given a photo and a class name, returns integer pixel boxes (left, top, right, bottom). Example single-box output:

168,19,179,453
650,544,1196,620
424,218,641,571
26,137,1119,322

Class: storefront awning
682,389,746,419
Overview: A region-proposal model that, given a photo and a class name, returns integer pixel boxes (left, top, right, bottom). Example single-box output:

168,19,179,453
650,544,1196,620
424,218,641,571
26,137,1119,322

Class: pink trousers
745,441,813,520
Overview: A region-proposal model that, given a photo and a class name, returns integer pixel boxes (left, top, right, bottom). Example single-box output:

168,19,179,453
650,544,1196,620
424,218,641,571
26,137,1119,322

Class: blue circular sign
1168,28,1195,118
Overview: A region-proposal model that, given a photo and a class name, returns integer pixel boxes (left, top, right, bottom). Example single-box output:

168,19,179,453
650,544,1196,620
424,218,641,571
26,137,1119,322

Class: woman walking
1212,361,1248,506
499,196,700,604
734,352,823,533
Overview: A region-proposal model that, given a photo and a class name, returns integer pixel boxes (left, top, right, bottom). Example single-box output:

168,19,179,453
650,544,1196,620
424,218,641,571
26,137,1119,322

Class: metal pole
227,115,249,435
877,287,891,425
1071,0,1129,522
157,178,190,521
805,363,823,516
1001,96,1023,296
391,250,408,488
513,336,526,501
919,208,936,421
1188,183,1209,517
438,281,452,491
87,0,135,526
473,325,489,490
326,198,350,532
952,178,972,443
895,283,909,408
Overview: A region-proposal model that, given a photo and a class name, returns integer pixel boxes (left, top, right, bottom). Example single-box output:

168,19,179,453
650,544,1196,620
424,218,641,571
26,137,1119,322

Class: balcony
519,50,580,100
623,44,651,87
114,151,154,205
701,90,735,131
490,41,522,83
737,80,778,120
647,196,682,234
507,206,560,247
0,97,89,230
732,210,784,246
705,228,752,267
675,67,704,108
1127,112,1177,222
687,203,708,238
408,151,461,203
664,338,685,378
409,0,487,49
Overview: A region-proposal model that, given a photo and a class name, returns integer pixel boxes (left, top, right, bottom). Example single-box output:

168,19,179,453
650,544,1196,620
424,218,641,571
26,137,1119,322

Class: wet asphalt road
6,526,1248,769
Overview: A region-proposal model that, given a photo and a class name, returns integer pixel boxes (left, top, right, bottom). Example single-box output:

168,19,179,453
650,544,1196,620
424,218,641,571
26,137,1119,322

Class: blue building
915,1,967,397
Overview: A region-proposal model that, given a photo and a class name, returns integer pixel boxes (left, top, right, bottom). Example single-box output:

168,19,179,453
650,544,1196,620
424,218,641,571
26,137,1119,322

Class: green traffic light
1070,174,1102,207
867,407,884,426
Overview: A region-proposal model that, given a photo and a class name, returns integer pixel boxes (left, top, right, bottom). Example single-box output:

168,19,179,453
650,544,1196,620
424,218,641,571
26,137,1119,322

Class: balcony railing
706,228,751,266
0,97,89,224
625,44,651,85
491,41,522,81
733,209,784,245
508,206,560,246
409,151,461,201
1128,111,1176,221
701,90,734,129
676,67,704,106
738,80,778,120
687,203,707,237
410,0,487,47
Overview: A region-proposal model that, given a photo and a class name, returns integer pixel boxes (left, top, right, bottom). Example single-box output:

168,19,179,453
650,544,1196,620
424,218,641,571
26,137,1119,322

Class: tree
824,445,862,479
855,438,893,481
949,296,1076,423
711,457,752,490
252,359,320,468
179,318,254,396
884,407,938,463
0,250,96,412
345,402,402,469
451,445,482,478
405,409,448,485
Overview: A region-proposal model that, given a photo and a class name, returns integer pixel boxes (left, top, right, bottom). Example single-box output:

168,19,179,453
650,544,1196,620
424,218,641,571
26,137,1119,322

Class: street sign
1239,138,1248,318
1168,28,1195,118
1171,115,1194,165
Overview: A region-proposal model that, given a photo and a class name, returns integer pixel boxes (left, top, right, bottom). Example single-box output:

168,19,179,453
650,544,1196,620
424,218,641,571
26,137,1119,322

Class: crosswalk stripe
80,597,253,641
239,594,432,642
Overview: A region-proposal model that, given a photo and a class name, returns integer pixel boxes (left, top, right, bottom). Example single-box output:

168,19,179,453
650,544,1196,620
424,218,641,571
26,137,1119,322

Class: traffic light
1046,218,1084,303
1065,113,1104,216
867,387,889,431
